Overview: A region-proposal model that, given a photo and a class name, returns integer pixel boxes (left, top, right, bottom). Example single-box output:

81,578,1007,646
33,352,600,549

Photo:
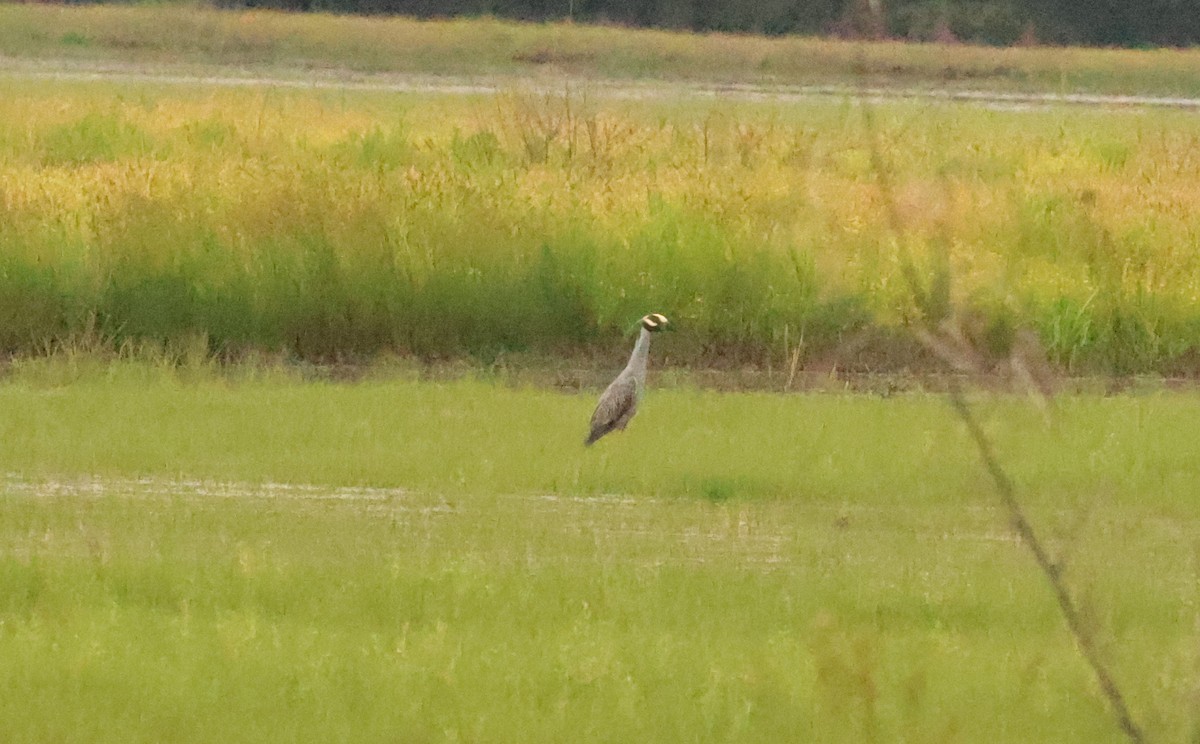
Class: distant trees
214,0,1200,47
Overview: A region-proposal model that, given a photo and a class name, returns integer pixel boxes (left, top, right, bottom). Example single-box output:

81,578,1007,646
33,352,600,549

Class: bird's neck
625,328,653,376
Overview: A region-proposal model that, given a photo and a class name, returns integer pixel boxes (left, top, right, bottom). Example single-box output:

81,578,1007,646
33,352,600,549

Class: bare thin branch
945,380,1144,744
853,57,1145,744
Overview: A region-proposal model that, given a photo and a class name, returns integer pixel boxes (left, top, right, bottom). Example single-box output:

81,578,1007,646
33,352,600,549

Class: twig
945,379,1144,744
853,58,1145,743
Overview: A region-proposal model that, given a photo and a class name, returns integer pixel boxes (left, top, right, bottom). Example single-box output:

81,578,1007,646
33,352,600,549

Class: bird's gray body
586,315,665,446
586,365,643,446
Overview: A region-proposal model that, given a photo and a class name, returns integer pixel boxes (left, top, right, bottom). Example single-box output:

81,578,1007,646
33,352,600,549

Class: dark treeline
215,0,1200,47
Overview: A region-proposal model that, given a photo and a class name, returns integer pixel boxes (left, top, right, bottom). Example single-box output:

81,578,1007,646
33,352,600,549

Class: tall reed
3,80,1200,373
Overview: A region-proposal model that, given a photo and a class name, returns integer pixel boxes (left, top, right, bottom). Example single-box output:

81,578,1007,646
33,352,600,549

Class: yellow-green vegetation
3,77,1200,373
0,364,1198,741
8,4,1200,97
0,359,1193,504
5,11,1196,742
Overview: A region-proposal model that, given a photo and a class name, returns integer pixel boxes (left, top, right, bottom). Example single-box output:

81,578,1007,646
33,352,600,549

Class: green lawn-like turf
0,364,1197,741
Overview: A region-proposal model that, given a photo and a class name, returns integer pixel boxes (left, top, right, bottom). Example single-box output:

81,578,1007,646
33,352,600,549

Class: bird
585,313,669,446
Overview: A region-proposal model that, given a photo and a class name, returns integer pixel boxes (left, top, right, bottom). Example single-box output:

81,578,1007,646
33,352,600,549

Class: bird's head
640,313,669,332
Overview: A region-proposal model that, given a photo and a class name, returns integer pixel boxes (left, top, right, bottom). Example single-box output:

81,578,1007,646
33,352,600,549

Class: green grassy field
3,10,1200,740
0,364,1198,741
0,358,1194,503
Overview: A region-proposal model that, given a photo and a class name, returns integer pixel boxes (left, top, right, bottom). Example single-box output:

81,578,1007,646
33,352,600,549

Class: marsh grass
0,359,1197,508
4,79,1200,372
0,485,1168,743
1,368,1199,741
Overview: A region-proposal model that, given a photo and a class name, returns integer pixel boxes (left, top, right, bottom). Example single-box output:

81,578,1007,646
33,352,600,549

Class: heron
585,313,669,446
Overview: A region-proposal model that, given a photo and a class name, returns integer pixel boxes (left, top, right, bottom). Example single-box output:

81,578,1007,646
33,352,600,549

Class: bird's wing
586,375,639,445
